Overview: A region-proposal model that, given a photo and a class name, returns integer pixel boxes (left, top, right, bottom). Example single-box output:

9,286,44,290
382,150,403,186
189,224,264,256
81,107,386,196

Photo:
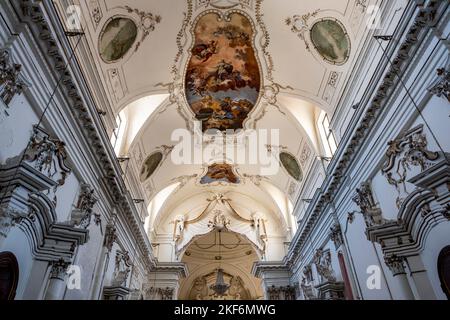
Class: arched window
438,246,450,299
317,111,337,158
110,112,127,156
0,251,19,300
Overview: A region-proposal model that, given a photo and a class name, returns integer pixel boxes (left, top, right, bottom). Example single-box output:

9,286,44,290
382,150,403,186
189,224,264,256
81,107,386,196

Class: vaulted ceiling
54,0,386,260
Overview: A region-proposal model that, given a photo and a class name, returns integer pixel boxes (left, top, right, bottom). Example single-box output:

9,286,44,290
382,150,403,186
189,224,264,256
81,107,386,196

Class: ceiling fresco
280,152,302,182
99,17,138,62
98,5,161,64
51,0,396,259
140,151,163,182
285,12,351,66
200,163,240,184
310,18,350,65
185,12,261,131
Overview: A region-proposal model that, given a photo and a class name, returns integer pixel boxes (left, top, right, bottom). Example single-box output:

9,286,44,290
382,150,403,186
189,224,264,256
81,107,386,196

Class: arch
152,188,289,239
277,90,331,114
115,88,171,113
145,182,181,235
118,94,170,153
437,245,450,300
178,229,263,261
178,230,263,299
0,251,19,300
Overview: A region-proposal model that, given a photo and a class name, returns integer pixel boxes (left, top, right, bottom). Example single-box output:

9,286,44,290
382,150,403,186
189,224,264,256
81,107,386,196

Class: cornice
286,0,446,265
0,158,89,261
365,155,449,257
154,262,189,278
251,261,289,278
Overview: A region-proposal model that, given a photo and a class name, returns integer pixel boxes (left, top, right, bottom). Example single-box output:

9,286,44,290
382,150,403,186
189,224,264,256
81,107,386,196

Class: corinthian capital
49,259,70,280
384,255,406,276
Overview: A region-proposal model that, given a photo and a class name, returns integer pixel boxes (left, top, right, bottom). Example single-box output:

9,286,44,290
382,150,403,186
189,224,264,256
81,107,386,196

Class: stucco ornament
173,215,186,242
313,248,336,283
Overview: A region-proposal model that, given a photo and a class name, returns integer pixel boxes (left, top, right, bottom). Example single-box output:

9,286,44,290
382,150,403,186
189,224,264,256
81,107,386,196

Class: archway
438,246,450,300
178,230,263,300
0,252,19,300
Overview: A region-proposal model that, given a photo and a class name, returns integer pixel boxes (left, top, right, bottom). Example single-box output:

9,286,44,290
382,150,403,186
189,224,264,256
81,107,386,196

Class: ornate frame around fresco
286,10,352,68
162,0,290,134
278,151,303,182
309,17,351,66
181,9,264,133
97,14,139,64
196,162,242,187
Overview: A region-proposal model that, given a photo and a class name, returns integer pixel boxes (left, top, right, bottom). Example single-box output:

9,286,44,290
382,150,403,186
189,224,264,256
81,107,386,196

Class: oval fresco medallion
99,17,138,62
310,19,350,65
140,152,163,182
185,12,261,132
280,152,302,181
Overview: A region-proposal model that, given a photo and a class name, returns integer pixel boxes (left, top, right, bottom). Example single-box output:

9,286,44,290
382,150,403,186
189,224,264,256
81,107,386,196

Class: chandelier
210,268,230,296
210,230,230,296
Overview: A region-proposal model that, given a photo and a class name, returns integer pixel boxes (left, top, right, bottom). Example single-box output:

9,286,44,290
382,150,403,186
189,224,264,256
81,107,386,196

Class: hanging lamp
210,230,230,296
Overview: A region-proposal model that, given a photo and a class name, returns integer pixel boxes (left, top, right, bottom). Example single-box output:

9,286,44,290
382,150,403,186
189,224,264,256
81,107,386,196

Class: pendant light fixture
210,230,230,296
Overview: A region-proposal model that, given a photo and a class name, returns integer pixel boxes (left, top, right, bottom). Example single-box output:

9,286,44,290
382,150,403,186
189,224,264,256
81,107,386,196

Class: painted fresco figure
192,40,218,62
216,60,234,81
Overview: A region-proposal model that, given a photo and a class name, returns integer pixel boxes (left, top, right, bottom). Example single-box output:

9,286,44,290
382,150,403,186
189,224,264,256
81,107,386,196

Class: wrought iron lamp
210,230,230,296
210,268,229,296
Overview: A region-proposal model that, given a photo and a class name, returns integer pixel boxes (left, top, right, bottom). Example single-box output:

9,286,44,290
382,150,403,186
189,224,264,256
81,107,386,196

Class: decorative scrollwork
313,248,336,283
352,181,386,227
70,183,98,229
428,66,450,103
285,10,320,52
24,127,72,204
268,285,296,300
329,223,343,249
112,251,132,287
172,0,194,76
122,6,162,53
255,0,274,81
196,0,253,10
382,125,439,207
103,218,117,252
0,49,28,109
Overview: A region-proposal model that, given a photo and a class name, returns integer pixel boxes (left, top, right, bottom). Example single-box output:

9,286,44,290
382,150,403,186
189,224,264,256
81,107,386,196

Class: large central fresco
185,12,261,132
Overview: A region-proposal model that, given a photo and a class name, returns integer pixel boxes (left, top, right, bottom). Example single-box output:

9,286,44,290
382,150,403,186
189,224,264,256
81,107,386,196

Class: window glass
318,111,337,158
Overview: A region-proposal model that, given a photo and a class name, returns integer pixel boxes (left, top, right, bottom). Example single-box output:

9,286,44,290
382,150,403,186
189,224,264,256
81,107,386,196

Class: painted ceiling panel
52,0,390,240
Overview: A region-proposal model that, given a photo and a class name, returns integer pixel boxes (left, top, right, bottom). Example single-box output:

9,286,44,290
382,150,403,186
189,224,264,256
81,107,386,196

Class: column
338,252,354,300
90,245,109,299
384,255,415,300
146,262,187,300
44,259,70,300
406,255,437,299
252,262,291,300
90,217,117,299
